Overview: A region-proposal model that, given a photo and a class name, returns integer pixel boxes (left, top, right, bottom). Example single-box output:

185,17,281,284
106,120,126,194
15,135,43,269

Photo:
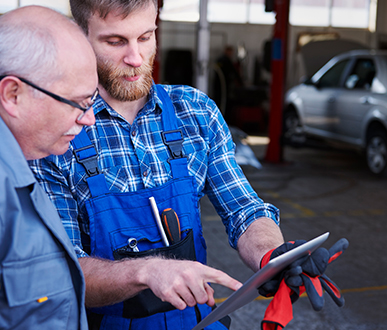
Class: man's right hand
139,258,243,310
79,256,242,309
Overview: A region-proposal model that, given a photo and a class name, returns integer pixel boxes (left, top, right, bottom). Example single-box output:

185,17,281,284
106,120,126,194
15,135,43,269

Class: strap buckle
74,145,100,177
161,129,185,160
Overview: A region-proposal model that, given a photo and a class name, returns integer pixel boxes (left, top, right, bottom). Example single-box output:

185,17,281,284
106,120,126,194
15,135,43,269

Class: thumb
328,238,349,264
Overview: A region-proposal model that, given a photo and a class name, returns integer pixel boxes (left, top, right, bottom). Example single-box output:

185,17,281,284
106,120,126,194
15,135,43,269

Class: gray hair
0,20,61,89
70,0,158,35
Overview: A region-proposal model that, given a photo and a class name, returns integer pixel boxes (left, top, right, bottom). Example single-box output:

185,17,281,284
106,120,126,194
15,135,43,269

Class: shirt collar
143,84,163,114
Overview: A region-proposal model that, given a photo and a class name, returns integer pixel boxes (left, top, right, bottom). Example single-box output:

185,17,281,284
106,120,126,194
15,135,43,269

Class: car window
318,59,349,88
344,59,376,90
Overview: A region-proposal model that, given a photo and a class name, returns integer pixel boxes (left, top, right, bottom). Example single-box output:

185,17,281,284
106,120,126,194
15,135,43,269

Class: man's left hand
258,238,349,330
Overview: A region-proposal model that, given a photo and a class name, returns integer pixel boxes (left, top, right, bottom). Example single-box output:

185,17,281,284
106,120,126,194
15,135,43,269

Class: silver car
283,49,387,175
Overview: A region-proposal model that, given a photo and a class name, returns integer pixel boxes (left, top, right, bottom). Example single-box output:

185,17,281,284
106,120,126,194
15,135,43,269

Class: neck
99,88,148,125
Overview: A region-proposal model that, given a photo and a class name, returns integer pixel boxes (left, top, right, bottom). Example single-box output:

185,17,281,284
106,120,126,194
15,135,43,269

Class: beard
97,51,155,102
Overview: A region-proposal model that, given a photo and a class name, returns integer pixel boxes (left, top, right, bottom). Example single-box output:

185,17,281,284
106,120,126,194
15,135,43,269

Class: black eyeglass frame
0,75,99,113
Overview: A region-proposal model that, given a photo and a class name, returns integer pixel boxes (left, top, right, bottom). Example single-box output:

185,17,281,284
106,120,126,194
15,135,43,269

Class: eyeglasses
0,75,99,120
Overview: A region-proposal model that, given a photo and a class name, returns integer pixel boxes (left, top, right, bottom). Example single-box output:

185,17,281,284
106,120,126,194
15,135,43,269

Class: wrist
133,256,161,290
260,247,276,269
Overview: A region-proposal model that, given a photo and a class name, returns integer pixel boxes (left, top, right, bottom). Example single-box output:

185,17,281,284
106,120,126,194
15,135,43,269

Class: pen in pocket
149,196,170,247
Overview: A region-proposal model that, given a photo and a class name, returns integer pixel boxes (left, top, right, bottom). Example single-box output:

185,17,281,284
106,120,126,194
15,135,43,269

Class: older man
0,5,98,329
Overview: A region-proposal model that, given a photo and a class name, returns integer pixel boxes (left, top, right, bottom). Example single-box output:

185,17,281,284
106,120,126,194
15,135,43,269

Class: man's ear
0,77,24,117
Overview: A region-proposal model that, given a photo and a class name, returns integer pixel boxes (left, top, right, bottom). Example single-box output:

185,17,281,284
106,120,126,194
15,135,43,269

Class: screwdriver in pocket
161,208,181,245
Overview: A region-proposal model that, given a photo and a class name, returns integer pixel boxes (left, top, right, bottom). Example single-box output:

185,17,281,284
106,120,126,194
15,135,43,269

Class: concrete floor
200,139,387,330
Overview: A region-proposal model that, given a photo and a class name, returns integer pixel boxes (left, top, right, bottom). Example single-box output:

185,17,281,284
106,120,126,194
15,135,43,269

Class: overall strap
72,129,109,197
72,129,99,177
156,85,188,178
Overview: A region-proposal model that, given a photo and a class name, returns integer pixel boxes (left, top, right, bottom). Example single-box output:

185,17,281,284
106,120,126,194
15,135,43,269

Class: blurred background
5,1,387,328
1,0,381,136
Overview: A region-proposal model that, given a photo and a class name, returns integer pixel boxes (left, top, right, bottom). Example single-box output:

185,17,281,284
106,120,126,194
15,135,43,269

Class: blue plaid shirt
29,84,279,258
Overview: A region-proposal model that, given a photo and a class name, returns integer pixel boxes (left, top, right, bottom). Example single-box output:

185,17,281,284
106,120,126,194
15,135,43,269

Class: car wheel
366,129,387,175
282,110,306,146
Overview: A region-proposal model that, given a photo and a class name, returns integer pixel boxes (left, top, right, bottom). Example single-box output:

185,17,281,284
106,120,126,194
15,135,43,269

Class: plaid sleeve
203,98,280,249
28,151,88,258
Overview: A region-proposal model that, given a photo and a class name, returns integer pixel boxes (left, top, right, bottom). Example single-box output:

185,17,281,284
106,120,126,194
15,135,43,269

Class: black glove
259,238,349,330
259,240,307,301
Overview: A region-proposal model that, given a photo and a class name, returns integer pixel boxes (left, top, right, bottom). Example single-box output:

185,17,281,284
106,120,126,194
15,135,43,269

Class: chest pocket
1,252,74,329
2,252,73,307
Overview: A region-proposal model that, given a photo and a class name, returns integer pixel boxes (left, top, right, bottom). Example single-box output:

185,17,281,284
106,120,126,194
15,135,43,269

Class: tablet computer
191,232,330,330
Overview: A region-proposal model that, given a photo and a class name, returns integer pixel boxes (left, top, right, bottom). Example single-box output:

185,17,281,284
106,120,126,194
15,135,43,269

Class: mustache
111,66,143,78
64,125,83,136
97,56,146,79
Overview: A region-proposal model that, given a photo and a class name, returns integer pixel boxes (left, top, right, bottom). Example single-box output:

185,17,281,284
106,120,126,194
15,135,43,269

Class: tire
282,109,306,146
366,129,387,175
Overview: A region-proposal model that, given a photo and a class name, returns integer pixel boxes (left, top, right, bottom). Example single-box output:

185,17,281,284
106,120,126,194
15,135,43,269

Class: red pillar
265,0,290,163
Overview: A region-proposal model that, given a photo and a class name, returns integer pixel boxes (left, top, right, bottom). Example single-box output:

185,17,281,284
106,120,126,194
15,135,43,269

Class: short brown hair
70,0,158,35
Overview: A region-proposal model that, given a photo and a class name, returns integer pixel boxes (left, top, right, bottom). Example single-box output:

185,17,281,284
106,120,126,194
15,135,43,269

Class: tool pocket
113,229,196,318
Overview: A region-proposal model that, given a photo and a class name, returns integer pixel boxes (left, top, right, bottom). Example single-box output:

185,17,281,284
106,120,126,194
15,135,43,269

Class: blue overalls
72,85,230,330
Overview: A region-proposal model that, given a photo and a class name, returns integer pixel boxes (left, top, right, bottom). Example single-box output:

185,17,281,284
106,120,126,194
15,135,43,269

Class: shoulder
158,84,231,143
160,84,215,107
158,84,222,125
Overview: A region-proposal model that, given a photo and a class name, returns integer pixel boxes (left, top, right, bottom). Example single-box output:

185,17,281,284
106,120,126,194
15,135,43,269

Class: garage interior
2,0,387,329
157,1,387,328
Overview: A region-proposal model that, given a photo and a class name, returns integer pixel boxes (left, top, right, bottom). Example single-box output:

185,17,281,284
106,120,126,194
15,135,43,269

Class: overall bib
72,85,230,330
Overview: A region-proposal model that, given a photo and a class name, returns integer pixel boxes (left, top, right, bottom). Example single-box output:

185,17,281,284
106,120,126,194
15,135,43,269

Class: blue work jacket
0,118,88,329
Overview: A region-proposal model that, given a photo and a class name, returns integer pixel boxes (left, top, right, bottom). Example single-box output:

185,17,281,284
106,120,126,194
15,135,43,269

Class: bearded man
29,1,285,330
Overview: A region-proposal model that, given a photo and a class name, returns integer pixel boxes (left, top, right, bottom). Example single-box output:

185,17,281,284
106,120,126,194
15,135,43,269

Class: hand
140,258,242,310
259,238,349,330
287,238,348,310
258,240,307,298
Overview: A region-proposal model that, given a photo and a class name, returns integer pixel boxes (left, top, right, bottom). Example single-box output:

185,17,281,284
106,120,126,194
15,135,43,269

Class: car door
302,59,351,138
333,58,376,145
